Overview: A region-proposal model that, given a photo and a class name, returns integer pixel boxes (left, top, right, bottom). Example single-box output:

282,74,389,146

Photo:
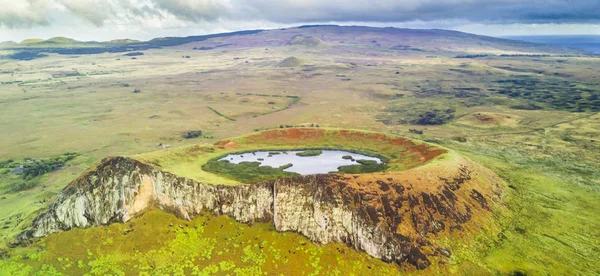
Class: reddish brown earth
217,128,504,268
19,128,504,270
271,153,503,269
234,128,447,166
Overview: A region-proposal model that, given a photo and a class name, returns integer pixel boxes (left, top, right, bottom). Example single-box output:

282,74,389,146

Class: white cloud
0,0,598,41
0,0,53,28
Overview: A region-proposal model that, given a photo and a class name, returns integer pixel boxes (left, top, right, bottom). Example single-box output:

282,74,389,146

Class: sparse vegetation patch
337,159,387,174
207,106,236,121
0,153,78,192
201,160,299,183
182,130,203,139
295,149,322,157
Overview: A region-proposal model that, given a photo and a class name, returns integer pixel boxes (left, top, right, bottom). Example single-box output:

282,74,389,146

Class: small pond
219,150,383,175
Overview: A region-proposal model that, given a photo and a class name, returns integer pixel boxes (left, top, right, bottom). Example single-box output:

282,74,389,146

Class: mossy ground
201,160,300,183
295,149,322,157
134,128,437,185
0,210,405,275
201,146,389,183
1,28,599,274
412,121,600,275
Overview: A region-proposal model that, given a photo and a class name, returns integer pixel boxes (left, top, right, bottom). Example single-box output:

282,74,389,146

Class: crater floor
18,128,505,270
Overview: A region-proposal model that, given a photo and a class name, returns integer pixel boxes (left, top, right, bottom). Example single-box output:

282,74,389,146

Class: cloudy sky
1,0,599,42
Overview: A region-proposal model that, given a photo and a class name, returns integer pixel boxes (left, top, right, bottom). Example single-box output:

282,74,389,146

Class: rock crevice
19,155,503,269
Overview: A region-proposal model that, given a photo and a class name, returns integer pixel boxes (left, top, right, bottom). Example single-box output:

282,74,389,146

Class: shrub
453,137,468,143
201,160,298,182
411,109,455,125
182,130,203,139
511,103,543,110
11,179,40,192
337,161,386,174
296,149,322,157
356,159,379,166
7,153,78,192
279,163,293,170
124,52,144,57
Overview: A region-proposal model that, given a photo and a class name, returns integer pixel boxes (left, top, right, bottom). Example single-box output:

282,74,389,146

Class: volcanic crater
18,128,504,269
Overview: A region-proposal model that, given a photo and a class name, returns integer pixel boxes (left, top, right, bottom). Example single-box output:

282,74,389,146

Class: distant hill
278,56,305,67
3,26,588,61
503,35,600,54
18,37,80,45
20,38,45,45
46,37,79,44
181,25,584,56
287,36,324,47
108,39,141,44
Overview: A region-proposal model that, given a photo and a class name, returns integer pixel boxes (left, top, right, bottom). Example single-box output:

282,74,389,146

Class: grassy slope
0,155,95,241
133,128,433,185
0,27,599,274
450,144,600,275
3,132,596,275
0,210,405,275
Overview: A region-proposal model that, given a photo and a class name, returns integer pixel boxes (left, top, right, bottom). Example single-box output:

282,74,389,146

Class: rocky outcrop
18,157,274,239
19,153,503,270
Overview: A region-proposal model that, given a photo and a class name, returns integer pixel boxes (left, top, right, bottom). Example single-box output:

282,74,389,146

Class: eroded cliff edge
18,154,504,269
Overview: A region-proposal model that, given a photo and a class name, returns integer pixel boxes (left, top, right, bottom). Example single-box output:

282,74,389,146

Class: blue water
219,150,382,175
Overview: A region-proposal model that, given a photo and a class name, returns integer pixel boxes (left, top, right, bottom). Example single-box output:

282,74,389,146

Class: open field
1,26,599,274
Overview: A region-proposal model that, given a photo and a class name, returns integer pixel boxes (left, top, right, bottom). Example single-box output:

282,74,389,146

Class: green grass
132,129,426,185
206,106,236,121
1,31,599,275
0,154,94,247
295,149,323,157
432,137,600,275
336,159,387,174
202,160,299,183
0,153,79,193
0,209,403,275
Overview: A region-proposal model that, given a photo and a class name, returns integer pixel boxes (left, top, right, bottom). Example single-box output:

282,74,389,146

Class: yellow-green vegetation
133,128,431,185
19,38,45,45
295,149,322,156
0,153,78,193
202,160,299,182
206,106,236,121
1,26,599,274
0,154,93,244
0,210,404,275
337,159,387,174
45,37,78,44
438,143,600,275
400,110,600,275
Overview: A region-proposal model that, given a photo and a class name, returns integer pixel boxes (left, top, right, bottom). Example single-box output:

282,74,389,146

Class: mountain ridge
2,25,588,58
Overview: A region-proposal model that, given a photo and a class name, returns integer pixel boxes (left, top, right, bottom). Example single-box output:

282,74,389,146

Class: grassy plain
0,26,599,274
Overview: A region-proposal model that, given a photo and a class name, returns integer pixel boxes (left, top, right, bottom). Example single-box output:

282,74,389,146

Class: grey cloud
243,0,600,24
153,0,230,22
1,0,599,29
0,0,51,28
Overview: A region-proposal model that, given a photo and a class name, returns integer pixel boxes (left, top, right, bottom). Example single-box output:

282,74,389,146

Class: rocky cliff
18,153,504,270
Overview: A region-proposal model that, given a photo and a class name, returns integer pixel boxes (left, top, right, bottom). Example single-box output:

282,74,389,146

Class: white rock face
20,157,395,260
19,156,501,270
272,178,398,261
19,157,276,239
